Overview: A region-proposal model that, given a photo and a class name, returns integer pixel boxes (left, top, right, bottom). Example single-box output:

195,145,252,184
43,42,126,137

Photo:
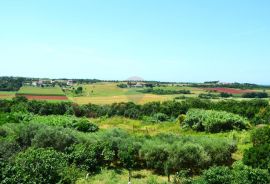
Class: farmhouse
127,81,146,88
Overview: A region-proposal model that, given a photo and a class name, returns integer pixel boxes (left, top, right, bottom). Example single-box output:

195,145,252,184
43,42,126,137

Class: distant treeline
0,77,27,91
1,97,269,125
139,88,191,95
190,82,270,90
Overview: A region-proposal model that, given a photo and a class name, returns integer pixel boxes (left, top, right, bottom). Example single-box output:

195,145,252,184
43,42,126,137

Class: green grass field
17,86,65,96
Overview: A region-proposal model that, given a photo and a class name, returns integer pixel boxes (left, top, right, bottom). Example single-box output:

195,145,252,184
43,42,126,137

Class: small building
67,80,73,86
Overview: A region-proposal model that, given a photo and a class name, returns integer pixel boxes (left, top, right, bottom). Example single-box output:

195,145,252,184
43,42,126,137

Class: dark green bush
250,126,270,146
242,92,268,98
203,166,232,184
1,148,68,184
243,144,270,170
31,126,77,152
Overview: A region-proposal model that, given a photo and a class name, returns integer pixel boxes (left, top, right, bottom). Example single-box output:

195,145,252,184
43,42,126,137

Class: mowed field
17,86,65,96
16,86,68,100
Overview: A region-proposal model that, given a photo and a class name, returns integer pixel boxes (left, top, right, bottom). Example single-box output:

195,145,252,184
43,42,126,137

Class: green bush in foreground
182,109,249,133
201,163,270,184
1,148,68,184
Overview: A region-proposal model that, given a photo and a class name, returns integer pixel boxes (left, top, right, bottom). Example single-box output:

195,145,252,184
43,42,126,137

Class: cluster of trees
198,92,232,99
117,83,128,88
74,86,83,95
0,120,237,183
1,97,270,125
181,109,249,133
139,88,191,95
0,77,27,91
242,92,268,98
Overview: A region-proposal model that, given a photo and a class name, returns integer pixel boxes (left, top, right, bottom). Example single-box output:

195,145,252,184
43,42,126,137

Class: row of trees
0,77,26,91
0,97,269,125
139,88,191,95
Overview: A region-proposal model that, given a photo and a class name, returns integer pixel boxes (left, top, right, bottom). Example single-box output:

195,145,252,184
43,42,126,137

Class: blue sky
0,0,269,84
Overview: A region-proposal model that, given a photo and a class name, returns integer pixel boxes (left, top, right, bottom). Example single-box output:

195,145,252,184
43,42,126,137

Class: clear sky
0,0,269,84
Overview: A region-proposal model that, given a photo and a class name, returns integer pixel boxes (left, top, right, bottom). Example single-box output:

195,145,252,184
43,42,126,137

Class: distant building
128,81,145,88
67,80,73,86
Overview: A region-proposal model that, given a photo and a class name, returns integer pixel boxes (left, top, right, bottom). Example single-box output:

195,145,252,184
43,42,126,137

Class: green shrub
31,126,77,152
1,148,68,184
232,161,270,184
203,166,232,184
68,143,102,172
182,109,249,133
242,92,268,98
250,126,270,146
243,144,270,170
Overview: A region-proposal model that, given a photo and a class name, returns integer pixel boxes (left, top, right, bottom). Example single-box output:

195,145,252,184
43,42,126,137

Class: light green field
68,83,203,104
17,86,65,96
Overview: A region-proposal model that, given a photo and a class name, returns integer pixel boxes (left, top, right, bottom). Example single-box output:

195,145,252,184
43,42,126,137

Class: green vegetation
182,109,249,133
0,77,26,91
0,95,269,183
139,88,191,95
242,92,268,98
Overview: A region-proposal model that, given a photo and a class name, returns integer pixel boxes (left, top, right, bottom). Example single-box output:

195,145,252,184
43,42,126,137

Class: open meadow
68,83,204,104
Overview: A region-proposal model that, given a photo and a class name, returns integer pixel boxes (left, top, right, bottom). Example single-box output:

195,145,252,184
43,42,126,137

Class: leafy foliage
182,109,249,133
1,148,68,184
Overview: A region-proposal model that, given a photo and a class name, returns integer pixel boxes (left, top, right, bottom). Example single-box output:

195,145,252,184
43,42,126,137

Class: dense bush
1,148,68,184
1,98,269,124
242,92,268,98
220,92,232,98
140,134,236,180
68,143,102,172
201,162,270,184
15,123,77,151
203,166,232,184
182,109,249,133
250,126,270,146
243,127,270,171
